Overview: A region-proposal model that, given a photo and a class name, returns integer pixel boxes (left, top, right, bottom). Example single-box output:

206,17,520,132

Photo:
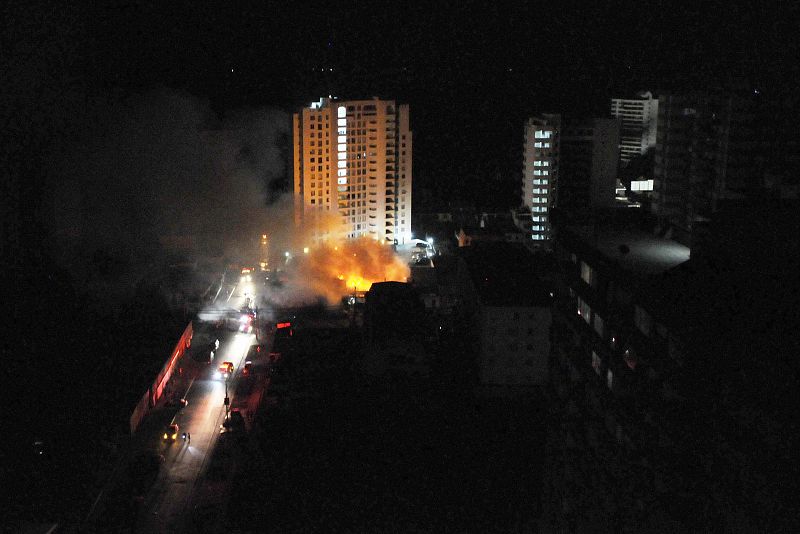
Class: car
239,313,254,333
242,360,253,376
215,361,234,379
165,396,188,408
162,423,180,442
221,409,246,433
191,344,215,364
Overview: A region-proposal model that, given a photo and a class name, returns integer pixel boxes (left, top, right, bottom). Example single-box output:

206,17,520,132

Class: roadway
132,274,265,533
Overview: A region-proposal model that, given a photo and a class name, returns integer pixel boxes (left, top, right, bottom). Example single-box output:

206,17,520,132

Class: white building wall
294,97,412,244
522,114,560,246
610,91,659,164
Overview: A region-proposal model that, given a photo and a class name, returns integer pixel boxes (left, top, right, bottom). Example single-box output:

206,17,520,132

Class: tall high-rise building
652,92,764,245
558,117,620,212
610,91,659,165
293,97,412,244
521,114,560,246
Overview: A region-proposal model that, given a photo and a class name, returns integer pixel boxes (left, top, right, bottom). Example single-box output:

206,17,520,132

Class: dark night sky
9,1,800,210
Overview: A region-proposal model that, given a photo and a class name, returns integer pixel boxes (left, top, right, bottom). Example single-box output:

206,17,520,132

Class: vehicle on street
242,360,253,376
165,396,188,408
239,313,254,333
215,361,234,379
162,423,180,442
221,409,246,433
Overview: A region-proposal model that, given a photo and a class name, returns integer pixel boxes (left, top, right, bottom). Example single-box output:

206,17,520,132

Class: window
578,297,591,324
606,369,614,390
580,261,594,286
534,130,552,139
592,351,602,376
630,179,654,191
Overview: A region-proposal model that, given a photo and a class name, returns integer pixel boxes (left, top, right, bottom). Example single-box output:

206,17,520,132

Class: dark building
363,281,431,380
652,92,765,246
544,203,800,531
558,117,621,214
459,243,553,396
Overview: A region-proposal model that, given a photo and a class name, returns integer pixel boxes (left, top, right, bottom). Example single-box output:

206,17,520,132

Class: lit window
337,106,346,118
578,297,591,324
534,142,543,148
534,170,542,176
580,261,593,286
337,119,346,127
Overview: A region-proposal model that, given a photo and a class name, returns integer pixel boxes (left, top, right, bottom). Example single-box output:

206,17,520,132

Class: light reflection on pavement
135,283,258,534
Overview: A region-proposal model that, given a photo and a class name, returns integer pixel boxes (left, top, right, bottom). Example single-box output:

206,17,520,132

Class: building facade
521,114,560,246
558,118,620,213
544,222,694,530
652,92,764,245
610,91,659,166
293,97,412,243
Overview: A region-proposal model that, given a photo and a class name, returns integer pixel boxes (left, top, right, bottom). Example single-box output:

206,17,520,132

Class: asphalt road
133,278,262,533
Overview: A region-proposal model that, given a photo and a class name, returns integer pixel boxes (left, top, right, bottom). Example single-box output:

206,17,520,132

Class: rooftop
569,226,690,277
459,243,552,307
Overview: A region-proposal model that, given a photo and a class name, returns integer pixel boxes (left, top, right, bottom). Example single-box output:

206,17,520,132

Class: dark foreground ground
226,329,547,533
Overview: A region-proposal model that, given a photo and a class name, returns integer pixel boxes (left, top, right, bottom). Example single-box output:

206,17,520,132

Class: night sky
8,1,798,211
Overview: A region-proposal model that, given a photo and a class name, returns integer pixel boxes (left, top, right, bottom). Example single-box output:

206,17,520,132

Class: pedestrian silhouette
188,433,191,442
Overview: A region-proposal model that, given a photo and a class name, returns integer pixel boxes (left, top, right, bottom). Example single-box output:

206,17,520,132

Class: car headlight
163,433,168,439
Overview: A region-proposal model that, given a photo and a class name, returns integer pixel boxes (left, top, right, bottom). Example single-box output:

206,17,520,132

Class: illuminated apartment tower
293,97,412,244
521,114,560,246
610,91,659,165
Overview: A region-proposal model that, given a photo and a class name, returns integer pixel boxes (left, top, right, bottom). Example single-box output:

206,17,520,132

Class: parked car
162,423,180,442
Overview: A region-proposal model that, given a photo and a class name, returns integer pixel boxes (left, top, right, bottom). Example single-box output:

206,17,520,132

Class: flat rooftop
570,226,690,276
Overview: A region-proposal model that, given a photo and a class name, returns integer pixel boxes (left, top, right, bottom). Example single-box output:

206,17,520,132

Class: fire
294,236,410,303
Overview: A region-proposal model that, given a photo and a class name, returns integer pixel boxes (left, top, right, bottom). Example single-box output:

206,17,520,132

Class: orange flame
295,236,410,303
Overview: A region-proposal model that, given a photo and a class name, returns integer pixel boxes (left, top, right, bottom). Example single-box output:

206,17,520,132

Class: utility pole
224,375,230,420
